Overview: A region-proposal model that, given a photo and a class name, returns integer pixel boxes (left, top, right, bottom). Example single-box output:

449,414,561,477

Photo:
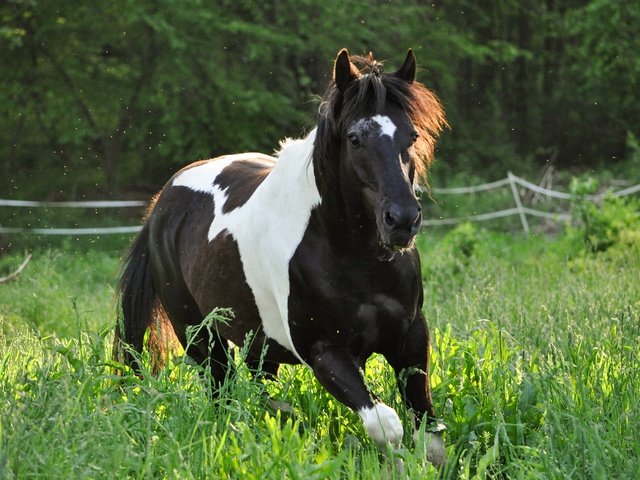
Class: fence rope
509,175,575,200
0,174,638,235
429,178,511,194
0,226,143,235
0,199,146,208
422,208,522,226
611,183,640,197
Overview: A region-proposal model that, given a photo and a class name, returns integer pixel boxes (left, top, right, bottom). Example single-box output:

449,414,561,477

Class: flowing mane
314,52,448,185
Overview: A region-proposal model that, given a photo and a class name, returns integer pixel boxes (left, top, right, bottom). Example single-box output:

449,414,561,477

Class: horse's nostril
384,211,398,228
411,214,421,234
384,205,420,232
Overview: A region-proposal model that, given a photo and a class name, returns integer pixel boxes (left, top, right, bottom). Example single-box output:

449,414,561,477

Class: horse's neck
261,129,321,221
268,129,380,255
310,157,382,255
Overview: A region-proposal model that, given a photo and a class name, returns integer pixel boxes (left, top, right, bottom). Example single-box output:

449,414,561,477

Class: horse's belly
183,230,300,364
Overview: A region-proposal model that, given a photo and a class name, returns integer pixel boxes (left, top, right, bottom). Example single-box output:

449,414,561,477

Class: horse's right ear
334,49,359,92
394,49,417,83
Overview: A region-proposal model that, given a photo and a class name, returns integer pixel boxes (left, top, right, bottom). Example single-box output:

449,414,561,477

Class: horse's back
170,153,275,201
150,152,276,263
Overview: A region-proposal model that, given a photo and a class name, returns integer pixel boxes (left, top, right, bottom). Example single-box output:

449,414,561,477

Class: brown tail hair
113,222,174,373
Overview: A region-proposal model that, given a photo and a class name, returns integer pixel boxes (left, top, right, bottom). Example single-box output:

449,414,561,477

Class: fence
422,172,640,233
1,172,639,235
0,198,146,235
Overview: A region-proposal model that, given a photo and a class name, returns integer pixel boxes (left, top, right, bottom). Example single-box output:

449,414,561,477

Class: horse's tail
113,221,172,373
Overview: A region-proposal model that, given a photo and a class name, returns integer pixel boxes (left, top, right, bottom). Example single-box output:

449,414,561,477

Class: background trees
1,0,638,197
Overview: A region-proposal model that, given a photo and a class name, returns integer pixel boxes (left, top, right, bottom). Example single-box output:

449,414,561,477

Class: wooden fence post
508,171,529,234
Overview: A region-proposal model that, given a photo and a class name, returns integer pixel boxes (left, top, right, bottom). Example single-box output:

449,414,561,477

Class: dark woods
1,1,639,197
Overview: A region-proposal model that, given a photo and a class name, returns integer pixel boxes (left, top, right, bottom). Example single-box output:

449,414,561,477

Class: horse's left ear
394,49,416,83
334,49,360,92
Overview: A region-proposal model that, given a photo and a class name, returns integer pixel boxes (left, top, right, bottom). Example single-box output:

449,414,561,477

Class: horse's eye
411,132,419,144
347,133,361,148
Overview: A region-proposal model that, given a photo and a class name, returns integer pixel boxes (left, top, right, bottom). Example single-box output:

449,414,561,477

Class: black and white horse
115,49,447,465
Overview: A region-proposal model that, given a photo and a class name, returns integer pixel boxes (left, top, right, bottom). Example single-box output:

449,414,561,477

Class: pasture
1,226,639,479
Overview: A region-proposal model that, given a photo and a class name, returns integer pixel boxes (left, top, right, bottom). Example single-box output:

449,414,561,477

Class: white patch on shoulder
372,115,396,139
359,403,404,448
171,131,321,365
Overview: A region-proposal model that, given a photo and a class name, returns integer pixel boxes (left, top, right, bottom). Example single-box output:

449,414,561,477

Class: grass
1,227,639,478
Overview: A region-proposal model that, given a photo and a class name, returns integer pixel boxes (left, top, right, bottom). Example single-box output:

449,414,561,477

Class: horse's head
315,49,447,251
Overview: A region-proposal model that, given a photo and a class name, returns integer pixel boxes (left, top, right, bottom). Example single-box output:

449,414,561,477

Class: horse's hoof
359,403,404,448
425,433,445,468
267,397,294,414
414,428,446,468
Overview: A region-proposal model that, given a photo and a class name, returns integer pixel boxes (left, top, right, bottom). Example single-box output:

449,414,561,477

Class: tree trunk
98,135,122,197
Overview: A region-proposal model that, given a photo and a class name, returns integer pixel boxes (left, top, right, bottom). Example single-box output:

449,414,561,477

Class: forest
2,1,639,199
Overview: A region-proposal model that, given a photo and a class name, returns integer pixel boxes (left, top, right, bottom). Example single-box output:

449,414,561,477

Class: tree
1,1,639,198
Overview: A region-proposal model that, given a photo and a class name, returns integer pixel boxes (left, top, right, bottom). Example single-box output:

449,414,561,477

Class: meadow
1,217,639,478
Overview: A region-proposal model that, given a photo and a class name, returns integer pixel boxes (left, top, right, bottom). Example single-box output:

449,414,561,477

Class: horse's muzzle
380,204,421,250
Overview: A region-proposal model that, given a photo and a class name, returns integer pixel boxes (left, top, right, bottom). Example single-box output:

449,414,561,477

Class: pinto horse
115,49,447,465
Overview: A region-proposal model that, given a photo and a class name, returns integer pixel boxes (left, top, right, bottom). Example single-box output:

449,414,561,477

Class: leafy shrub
567,177,640,253
423,222,485,280
441,222,482,259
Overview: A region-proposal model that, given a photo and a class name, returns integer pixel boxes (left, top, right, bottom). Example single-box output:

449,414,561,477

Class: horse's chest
346,294,412,346
289,261,418,357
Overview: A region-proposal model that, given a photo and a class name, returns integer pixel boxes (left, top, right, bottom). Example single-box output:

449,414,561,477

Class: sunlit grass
1,230,639,478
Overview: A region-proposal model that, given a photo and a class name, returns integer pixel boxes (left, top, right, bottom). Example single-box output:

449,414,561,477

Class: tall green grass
1,227,639,478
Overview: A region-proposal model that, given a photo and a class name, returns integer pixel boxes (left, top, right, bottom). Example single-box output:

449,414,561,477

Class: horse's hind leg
247,356,280,381
181,327,233,395
155,285,233,393
384,312,445,467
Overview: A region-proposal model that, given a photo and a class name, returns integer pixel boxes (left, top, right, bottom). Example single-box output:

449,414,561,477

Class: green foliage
421,222,485,279
567,177,640,253
422,230,640,478
441,222,482,259
564,1,640,155
0,249,118,337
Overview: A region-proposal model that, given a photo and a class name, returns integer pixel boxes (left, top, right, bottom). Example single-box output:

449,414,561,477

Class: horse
114,48,448,466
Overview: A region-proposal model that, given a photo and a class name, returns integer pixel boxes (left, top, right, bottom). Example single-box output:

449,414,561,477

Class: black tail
114,222,168,371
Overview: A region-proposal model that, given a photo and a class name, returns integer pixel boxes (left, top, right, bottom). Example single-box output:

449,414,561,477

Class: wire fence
422,171,639,233
1,172,639,235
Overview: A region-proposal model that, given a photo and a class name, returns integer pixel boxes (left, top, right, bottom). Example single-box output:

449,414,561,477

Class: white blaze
372,115,396,139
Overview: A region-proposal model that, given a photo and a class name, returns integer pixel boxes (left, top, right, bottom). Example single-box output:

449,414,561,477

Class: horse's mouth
375,209,420,254
379,230,417,253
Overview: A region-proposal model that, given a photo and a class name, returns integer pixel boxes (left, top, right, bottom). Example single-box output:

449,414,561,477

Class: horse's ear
334,49,359,92
394,49,416,83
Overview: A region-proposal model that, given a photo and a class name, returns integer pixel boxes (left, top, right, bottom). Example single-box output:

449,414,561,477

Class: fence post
507,171,529,234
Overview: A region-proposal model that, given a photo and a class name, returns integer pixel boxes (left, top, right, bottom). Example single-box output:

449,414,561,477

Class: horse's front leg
385,313,446,467
309,342,404,449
